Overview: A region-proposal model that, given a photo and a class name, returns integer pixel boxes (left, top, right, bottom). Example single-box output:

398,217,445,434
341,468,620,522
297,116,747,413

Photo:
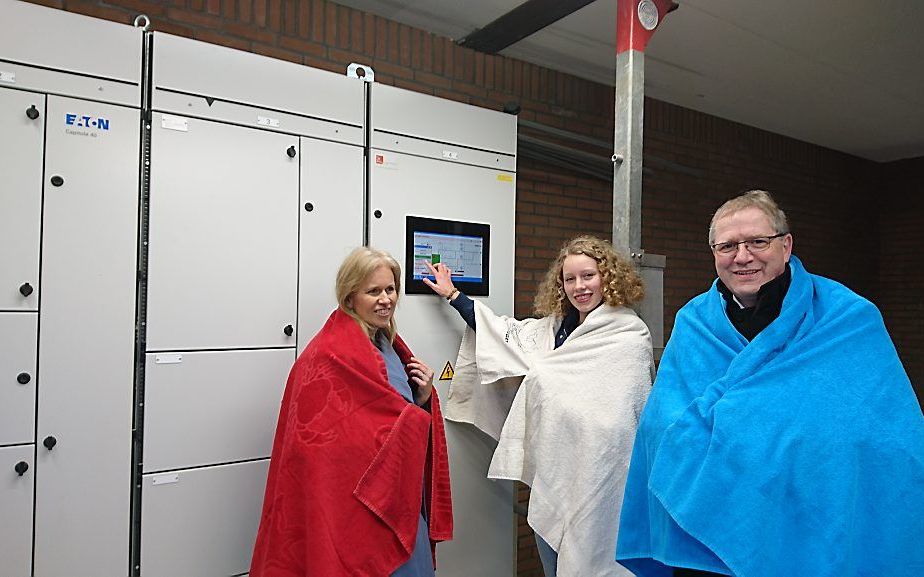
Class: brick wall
880,157,924,400
18,0,919,574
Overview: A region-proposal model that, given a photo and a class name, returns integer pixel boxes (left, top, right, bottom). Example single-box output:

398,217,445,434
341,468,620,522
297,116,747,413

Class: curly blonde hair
534,235,644,318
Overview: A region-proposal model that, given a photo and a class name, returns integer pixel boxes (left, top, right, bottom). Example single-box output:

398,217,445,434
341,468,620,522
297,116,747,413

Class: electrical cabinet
1,4,522,576
0,88,43,311
0,2,142,575
0,445,33,577
139,32,365,576
35,94,140,577
368,83,518,577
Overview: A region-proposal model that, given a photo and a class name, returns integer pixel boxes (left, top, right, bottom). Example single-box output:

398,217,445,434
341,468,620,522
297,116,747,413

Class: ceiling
334,0,924,163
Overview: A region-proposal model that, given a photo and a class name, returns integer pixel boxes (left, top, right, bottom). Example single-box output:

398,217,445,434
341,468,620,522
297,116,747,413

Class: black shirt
716,263,792,341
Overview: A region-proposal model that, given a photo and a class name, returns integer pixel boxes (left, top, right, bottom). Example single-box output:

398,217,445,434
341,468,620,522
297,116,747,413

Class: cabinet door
368,149,517,577
35,96,139,577
297,137,364,350
143,348,292,472
141,459,270,577
0,313,37,445
0,445,34,577
0,88,44,312
146,115,299,351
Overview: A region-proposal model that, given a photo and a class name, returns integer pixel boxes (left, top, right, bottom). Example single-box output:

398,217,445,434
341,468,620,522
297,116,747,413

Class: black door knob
286,145,297,158
43,436,57,450
14,461,29,476
19,283,33,297
283,324,294,336
26,105,40,120
304,202,314,212
50,175,64,187
17,372,31,385
373,210,383,219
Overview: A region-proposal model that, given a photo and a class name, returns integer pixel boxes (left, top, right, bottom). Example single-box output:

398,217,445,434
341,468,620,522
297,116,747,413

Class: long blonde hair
533,235,644,318
336,246,401,341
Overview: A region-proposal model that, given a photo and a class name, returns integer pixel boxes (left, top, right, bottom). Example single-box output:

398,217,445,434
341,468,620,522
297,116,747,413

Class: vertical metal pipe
612,47,645,255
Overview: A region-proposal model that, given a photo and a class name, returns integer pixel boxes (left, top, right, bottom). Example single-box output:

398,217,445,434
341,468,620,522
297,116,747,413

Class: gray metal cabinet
140,459,270,577
139,32,366,576
143,348,293,472
0,313,37,445
0,88,43,311
297,137,365,350
368,83,518,577
35,95,140,577
146,116,300,351
0,445,34,577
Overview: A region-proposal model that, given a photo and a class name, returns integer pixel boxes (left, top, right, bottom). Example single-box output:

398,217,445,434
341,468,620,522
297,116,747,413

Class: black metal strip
456,0,597,54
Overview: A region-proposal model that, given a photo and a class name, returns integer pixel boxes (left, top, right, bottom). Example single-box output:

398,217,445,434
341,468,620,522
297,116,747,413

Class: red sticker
375,154,384,164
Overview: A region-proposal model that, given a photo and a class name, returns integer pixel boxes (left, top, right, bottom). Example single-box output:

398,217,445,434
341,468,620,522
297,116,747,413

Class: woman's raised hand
422,261,457,299
406,356,434,406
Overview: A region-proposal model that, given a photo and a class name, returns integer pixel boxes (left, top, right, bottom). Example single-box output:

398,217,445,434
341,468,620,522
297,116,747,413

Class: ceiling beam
456,0,597,54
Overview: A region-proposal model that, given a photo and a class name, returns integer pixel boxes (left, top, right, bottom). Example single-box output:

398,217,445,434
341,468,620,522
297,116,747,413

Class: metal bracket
346,63,375,82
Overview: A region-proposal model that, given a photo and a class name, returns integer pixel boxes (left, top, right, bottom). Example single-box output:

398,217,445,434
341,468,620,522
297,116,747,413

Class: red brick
337,4,350,49
253,0,265,27
279,35,325,58
283,0,296,35
413,71,451,91
350,10,363,52
195,28,251,51
166,6,221,29
251,42,301,64
224,21,276,44
374,16,387,59
310,0,322,40
323,1,336,45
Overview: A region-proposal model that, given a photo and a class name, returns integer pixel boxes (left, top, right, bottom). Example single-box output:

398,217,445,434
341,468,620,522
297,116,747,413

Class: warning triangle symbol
439,361,454,381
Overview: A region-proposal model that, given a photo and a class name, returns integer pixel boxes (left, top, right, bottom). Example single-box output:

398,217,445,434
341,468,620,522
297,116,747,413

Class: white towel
446,302,654,577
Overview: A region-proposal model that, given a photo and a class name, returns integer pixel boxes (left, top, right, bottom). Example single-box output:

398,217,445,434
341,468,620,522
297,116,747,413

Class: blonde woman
251,247,452,577
423,235,654,577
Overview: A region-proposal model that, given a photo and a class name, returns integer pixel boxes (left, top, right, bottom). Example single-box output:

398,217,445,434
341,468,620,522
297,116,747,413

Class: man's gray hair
708,190,790,244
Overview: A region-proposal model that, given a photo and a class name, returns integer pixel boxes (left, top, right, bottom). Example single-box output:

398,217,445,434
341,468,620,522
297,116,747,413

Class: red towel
250,309,453,577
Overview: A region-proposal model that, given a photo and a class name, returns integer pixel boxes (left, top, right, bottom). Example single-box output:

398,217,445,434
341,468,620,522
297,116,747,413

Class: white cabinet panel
0,88,43,311
0,444,34,577
141,459,270,577
143,348,292,472
368,149,517,577
147,115,299,351
297,138,365,351
0,313,37,445
35,96,139,577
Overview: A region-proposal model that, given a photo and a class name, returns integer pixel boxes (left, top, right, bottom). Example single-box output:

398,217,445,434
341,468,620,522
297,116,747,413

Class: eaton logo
65,113,110,130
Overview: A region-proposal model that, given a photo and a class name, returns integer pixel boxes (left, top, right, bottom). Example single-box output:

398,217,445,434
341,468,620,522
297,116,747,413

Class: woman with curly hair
423,235,654,577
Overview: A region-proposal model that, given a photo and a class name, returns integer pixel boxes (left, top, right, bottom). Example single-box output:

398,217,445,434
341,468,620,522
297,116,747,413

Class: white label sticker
0,71,15,83
161,114,189,132
152,473,179,486
257,115,280,128
154,354,183,364
442,150,459,160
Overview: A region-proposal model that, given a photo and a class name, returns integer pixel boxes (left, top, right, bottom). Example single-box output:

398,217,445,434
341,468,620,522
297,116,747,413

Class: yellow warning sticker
439,361,455,381
497,173,513,182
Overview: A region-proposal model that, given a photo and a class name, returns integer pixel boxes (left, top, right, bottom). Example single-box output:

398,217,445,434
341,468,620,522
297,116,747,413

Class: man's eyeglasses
710,232,788,255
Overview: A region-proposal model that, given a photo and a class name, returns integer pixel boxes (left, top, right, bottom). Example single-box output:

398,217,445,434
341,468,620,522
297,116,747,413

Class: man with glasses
616,190,923,577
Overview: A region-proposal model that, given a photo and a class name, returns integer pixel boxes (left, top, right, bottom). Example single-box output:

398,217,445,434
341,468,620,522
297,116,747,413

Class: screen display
405,216,490,296
412,232,484,283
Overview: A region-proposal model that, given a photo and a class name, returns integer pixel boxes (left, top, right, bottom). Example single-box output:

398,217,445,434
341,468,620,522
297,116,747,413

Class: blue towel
616,255,924,577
